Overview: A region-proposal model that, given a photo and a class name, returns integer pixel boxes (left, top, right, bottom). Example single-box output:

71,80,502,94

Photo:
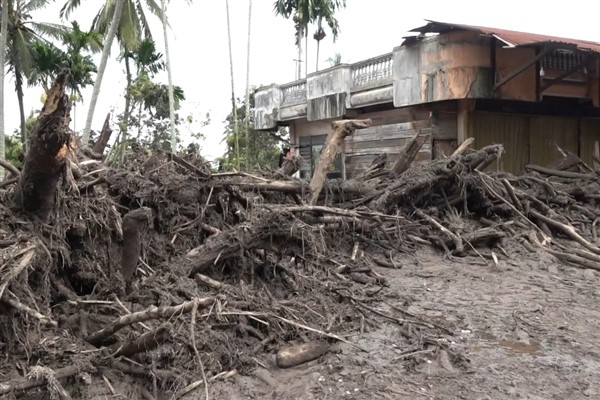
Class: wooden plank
346,143,432,157
494,47,552,90
349,126,432,144
345,138,408,152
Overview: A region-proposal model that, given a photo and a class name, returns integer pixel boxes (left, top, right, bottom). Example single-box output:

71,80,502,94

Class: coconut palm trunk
14,66,26,150
225,0,239,169
0,0,7,180
244,0,252,169
161,0,177,153
81,0,125,146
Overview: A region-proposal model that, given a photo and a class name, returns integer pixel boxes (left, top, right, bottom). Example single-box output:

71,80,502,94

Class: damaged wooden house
253,20,600,178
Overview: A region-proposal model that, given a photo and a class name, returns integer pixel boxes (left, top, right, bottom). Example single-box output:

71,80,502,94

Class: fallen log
309,119,372,205
109,326,170,357
524,164,597,180
391,129,427,176
276,341,330,368
12,71,72,221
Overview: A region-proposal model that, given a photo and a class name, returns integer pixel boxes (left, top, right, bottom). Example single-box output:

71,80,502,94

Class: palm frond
119,0,142,49
59,0,83,19
28,21,71,41
24,0,52,13
11,27,36,75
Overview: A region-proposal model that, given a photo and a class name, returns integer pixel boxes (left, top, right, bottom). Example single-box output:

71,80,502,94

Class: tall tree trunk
316,40,320,71
244,0,252,171
119,55,132,164
160,0,177,154
81,0,125,146
296,44,301,80
225,0,239,170
305,33,308,78
12,72,71,221
14,67,26,151
0,0,7,181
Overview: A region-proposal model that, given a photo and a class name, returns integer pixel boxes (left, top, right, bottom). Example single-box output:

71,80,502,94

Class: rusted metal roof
407,20,600,53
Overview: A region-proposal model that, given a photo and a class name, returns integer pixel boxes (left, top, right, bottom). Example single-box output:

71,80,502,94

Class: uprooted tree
1,70,600,398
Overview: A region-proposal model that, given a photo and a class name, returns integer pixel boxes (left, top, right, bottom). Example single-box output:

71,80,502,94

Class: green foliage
28,24,99,99
327,52,342,66
5,113,36,166
114,38,185,154
219,91,287,171
273,0,346,46
61,0,163,51
4,133,23,167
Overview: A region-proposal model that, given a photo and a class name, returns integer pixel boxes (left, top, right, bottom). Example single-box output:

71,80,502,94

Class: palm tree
225,0,239,170
244,0,252,170
326,52,342,67
5,0,69,150
273,0,345,77
79,0,125,145
0,0,7,180
159,0,176,153
61,0,164,145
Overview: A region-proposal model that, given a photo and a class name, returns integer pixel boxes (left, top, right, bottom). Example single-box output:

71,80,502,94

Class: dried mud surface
208,249,600,400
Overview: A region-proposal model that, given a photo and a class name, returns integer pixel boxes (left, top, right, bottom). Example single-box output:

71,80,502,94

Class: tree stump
12,71,72,221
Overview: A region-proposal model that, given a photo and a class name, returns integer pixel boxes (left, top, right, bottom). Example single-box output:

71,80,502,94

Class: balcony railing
351,53,393,89
281,79,307,107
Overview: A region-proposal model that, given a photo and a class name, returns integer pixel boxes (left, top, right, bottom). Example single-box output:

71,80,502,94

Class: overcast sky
12,0,600,160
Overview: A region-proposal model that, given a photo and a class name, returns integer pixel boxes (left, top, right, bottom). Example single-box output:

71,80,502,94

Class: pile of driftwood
0,73,599,398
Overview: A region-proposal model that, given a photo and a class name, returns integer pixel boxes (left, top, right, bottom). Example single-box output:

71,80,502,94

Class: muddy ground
208,248,600,400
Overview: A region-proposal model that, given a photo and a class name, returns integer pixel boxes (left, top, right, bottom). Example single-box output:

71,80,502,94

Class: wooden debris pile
0,75,599,398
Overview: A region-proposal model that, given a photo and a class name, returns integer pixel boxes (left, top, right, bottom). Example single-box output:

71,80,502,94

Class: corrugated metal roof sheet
408,20,600,53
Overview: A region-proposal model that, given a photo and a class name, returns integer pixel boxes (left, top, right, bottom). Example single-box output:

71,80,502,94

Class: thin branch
86,297,216,345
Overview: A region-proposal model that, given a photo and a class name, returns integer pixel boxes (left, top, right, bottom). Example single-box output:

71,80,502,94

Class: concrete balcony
254,53,395,130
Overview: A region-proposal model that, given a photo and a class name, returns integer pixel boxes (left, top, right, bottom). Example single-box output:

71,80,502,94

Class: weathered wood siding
469,113,530,174
580,118,600,166
469,112,600,173
529,116,579,167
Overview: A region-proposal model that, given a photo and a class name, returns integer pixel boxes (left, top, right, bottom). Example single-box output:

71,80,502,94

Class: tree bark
244,0,253,170
0,0,7,180
81,0,125,145
160,0,177,153
309,119,372,205
119,55,132,164
390,129,427,176
92,113,113,155
12,72,72,221
15,66,26,150
225,0,240,170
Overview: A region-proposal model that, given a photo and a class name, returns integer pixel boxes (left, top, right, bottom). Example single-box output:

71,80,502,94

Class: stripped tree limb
109,326,170,357
546,249,600,271
86,297,216,346
0,158,20,177
416,210,464,256
450,137,475,158
0,246,37,300
529,209,600,255
309,119,372,205
524,164,597,180
2,291,58,327
0,364,93,396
